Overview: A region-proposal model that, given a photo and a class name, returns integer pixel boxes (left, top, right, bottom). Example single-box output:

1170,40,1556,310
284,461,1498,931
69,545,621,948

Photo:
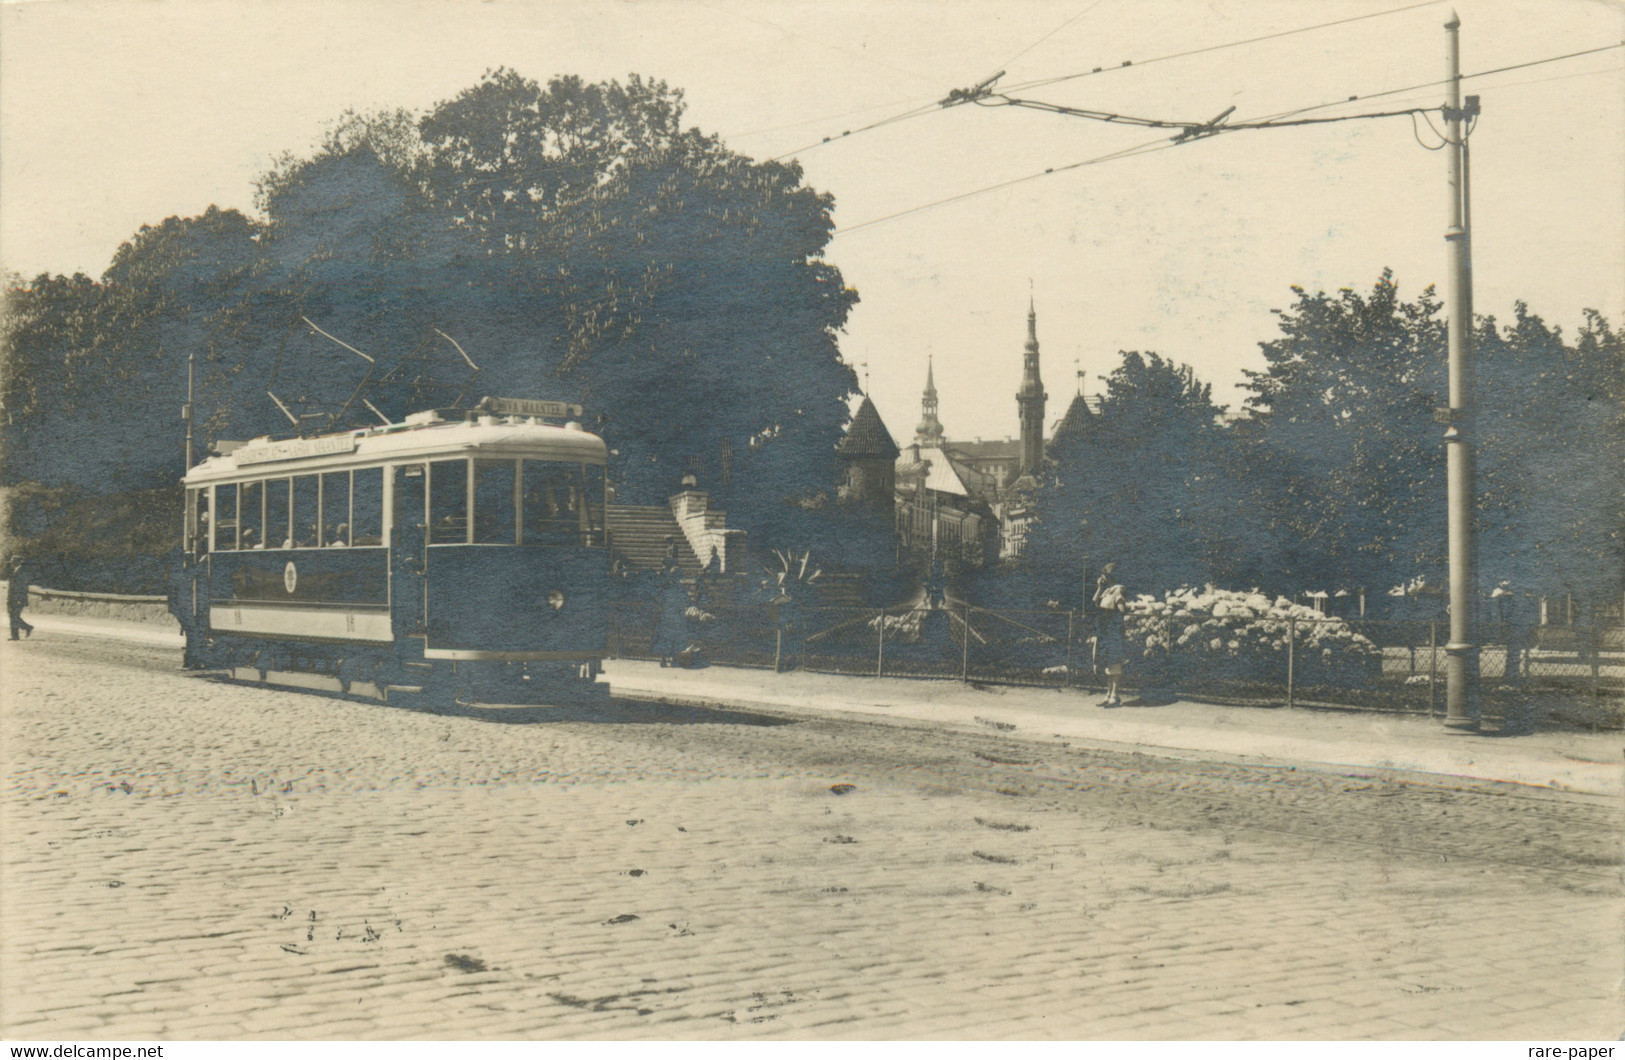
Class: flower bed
1124,586,1381,686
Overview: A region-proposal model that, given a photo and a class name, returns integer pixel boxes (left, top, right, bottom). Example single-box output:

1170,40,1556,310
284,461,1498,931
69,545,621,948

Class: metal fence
608,598,1624,727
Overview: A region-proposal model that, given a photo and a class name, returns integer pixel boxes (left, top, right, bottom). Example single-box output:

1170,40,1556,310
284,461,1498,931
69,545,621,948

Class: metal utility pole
1442,11,1480,731
183,351,195,472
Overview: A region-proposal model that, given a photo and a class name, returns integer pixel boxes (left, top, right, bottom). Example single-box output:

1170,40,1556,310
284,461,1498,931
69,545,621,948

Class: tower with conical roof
1051,361,1094,447
1016,297,1047,472
915,356,946,447
836,394,899,508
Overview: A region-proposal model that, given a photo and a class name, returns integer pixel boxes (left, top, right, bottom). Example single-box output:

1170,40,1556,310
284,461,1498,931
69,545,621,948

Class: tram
173,397,610,706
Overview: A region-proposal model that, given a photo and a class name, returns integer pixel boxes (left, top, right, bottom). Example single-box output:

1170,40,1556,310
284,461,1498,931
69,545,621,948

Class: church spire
915,354,945,446
1017,295,1047,472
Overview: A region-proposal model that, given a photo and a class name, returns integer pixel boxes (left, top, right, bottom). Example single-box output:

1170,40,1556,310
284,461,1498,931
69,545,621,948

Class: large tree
1474,305,1624,604
3,71,863,582
261,71,860,543
1015,350,1236,602
1239,271,1447,594
1240,272,1622,608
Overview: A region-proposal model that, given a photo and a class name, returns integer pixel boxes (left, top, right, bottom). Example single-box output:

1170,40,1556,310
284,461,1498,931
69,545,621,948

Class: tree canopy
1003,272,1621,614
3,71,862,582
1013,350,1235,602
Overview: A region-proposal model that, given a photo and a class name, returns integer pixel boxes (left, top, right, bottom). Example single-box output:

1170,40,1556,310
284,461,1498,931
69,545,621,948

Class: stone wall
5,581,174,626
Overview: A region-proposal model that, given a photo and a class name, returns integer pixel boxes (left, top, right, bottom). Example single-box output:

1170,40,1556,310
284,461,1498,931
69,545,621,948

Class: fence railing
608,599,1624,724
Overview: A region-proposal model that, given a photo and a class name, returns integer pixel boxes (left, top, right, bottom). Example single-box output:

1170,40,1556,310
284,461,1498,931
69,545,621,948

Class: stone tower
1016,297,1047,472
915,355,945,447
836,395,899,508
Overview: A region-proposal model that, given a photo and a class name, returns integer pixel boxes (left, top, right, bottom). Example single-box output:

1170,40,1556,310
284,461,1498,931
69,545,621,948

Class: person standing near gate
1093,563,1126,706
8,557,34,640
652,558,689,667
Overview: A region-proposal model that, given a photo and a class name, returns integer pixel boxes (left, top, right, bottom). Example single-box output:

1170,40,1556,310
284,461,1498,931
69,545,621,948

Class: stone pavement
2,623,1621,1040
604,658,1625,797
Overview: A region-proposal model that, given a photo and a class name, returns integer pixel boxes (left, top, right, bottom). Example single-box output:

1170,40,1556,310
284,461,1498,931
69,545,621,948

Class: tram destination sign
236,434,359,465
479,396,582,419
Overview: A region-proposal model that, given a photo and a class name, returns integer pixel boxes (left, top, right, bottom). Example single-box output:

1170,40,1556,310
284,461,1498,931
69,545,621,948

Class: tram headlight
547,589,566,611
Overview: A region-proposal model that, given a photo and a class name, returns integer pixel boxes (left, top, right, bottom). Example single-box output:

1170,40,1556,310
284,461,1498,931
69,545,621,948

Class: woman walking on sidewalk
8,556,35,640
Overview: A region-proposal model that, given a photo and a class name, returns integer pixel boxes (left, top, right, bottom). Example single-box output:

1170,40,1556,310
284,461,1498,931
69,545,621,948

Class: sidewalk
603,658,1625,798
17,610,185,649
17,610,1621,797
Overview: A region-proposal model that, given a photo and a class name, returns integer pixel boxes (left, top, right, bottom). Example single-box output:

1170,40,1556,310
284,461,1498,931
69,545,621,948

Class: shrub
1124,585,1380,686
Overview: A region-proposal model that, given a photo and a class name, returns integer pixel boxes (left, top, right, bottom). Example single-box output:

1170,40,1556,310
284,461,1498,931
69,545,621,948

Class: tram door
390,464,428,643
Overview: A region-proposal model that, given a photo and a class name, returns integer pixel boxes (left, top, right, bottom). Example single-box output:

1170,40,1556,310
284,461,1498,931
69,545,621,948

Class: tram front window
583,464,605,547
474,460,518,544
215,483,238,550
429,460,468,544
521,460,601,546
240,480,264,549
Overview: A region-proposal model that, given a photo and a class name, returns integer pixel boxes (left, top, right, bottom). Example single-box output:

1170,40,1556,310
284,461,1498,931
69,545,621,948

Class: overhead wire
1243,39,1625,126
985,0,1108,79
768,100,945,162
1410,111,1449,150
834,39,1623,239
767,0,1435,162
759,0,1110,159
733,94,938,140
834,133,1181,237
997,0,1444,94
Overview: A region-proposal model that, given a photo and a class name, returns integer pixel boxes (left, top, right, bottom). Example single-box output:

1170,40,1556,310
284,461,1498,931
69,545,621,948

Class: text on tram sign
479,396,582,419
236,434,358,465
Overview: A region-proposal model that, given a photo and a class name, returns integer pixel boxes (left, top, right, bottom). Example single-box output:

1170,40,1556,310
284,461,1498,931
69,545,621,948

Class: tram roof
183,414,607,484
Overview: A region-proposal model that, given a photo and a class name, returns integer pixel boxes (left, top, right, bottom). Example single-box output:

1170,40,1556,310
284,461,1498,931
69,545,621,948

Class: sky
2,0,1622,443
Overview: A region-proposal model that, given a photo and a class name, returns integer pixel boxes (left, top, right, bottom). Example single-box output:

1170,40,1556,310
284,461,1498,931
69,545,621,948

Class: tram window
473,460,518,544
521,460,584,545
583,463,605,545
240,480,264,549
266,478,292,548
186,489,206,554
429,460,468,544
322,471,350,546
352,467,383,546
215,483,238,550
292,475,319,548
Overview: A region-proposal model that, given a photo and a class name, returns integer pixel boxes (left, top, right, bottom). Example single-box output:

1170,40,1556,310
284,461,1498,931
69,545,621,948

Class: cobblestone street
3,632,1620,1039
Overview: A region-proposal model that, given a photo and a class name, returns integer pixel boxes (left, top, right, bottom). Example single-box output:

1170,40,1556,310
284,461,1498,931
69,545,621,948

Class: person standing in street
8,557,35,640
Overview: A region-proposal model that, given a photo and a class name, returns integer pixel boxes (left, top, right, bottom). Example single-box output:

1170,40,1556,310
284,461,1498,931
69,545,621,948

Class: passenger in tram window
352,467,383,545
329,523,349,547
242,527,261,549
293,476,319,546
521,461,580,545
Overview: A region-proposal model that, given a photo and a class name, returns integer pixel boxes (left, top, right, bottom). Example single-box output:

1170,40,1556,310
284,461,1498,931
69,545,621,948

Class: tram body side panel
207,547,392,642
422,545,609,658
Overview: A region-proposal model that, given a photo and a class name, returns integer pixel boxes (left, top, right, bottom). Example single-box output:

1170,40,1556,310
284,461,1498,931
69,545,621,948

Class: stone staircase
606,505,702,573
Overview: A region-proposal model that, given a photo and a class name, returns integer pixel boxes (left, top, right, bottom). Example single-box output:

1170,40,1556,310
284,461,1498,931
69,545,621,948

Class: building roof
947,438,1022,463
1051,392,1095,444
836,396,899,458
896,445,990,499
